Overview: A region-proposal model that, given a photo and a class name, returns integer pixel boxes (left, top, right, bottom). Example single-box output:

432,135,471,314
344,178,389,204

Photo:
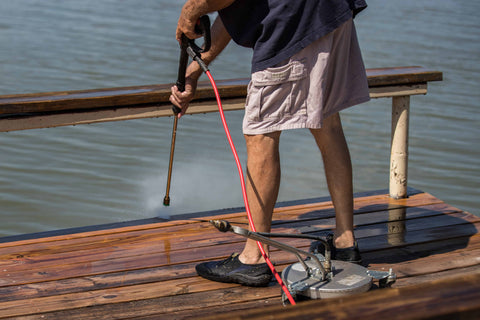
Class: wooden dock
0,188,478,319
2,66,479,318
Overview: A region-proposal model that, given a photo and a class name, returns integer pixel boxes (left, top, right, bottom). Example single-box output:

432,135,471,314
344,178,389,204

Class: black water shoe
195,253,273,287
310,233,362,264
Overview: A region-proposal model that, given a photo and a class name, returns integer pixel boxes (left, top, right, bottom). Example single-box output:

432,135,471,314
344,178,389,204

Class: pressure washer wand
163,37,189,207
163,16,211,206
162,115,178,206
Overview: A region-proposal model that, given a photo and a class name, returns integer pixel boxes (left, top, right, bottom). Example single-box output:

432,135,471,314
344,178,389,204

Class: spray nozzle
209,220,232,232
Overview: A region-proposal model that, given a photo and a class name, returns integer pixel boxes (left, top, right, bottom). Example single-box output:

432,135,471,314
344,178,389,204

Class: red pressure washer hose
180,18,295,303
204,69,296,305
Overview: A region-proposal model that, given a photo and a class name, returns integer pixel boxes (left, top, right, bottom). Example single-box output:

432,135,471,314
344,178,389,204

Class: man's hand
175,0,235,42
172,3,234,118
169,75,198,118
176,1,202,42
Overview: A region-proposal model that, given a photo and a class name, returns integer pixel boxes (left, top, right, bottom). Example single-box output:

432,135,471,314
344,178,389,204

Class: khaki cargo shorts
243,18,370,135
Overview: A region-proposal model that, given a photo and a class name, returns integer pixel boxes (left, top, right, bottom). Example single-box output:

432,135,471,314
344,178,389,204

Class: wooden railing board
366,66,442,86
0,67,441,117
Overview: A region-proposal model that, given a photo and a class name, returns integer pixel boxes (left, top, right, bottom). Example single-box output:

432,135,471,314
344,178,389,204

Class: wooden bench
0,66,442,200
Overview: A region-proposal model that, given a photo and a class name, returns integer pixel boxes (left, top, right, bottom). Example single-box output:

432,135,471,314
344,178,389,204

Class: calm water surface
0,0,478,237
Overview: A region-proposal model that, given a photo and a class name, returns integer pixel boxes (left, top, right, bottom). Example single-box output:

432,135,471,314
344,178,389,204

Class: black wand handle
172,37,189,114
173,15,211,114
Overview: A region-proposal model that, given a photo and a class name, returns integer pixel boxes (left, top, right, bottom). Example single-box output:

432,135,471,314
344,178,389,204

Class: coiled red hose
205,70,296,305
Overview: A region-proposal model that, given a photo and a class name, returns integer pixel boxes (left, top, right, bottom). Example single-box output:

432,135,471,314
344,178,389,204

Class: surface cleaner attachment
209,220,396,304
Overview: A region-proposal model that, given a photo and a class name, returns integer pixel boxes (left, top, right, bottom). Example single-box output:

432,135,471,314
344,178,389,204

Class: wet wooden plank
394,264,480,287
0,277,262,319
1,287,281,320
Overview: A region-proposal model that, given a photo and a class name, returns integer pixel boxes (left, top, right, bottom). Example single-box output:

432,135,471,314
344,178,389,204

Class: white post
390,95,410,199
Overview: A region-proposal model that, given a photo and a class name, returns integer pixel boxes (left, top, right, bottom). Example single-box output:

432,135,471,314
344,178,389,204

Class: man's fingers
169,94,185,109
170,86,192,118
175,16,199,42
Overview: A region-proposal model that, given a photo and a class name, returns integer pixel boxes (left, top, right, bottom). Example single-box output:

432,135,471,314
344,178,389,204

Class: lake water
0,0,478,237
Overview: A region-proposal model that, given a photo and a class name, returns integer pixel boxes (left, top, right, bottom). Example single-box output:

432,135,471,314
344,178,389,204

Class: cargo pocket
247,59,308,122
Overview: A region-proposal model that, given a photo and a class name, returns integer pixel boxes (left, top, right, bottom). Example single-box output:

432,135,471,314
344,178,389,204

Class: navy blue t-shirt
219,0,367,72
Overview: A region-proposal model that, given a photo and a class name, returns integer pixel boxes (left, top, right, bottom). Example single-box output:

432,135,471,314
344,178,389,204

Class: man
170,0,369,287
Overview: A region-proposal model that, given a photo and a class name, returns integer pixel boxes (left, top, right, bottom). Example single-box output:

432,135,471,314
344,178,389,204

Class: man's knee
311,113,344,140
244,132,281,154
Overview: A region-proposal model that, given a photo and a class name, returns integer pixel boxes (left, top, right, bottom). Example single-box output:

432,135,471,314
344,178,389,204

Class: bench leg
390,95,410,199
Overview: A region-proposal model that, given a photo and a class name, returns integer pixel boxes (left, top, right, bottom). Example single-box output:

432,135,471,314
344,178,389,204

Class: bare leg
310,113,355,248
239,131,281,264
